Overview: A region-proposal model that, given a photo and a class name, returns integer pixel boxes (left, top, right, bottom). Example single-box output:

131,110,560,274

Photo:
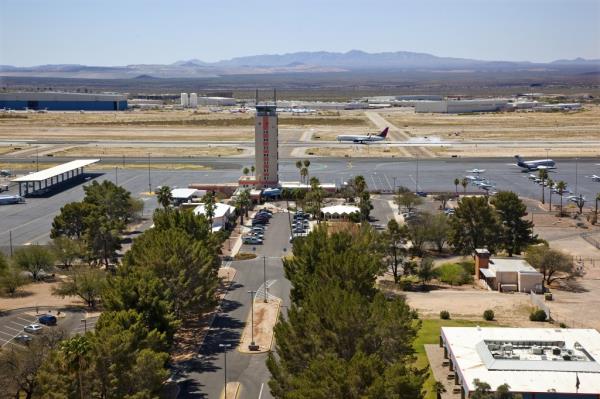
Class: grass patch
435,261,474,286
234,252,257,261
415,318,496,399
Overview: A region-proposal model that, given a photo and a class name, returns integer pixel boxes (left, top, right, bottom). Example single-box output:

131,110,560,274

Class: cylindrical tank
180,93,189,107
189,93,198,108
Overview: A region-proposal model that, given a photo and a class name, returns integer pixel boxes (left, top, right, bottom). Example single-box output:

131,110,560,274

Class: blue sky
0,0,598,66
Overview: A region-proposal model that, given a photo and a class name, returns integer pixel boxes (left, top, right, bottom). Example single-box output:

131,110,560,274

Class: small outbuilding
170,188,205,205
475,249,543,293
193,202,236,232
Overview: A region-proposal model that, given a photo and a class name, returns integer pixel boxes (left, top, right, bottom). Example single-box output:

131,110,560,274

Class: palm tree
250,165,255,175
61,336,91,399
303,159,311,182
547,177,553,211
242,167,249,175
156,185,172,208
556,180,567,216
295,160,302,181
202,192,216,227
433,381,447,399
461,178,468,194
300,167,308,184
538,169,548,204
595,192,600,218
453,178,460,195
235,189,251,224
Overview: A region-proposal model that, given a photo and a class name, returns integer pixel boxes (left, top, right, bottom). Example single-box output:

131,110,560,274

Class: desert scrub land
384,105,600,141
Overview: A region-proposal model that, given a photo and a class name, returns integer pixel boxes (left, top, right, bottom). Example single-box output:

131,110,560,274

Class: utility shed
475,249,543,293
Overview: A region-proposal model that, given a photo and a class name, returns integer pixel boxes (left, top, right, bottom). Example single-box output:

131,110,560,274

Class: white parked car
24,323,43,334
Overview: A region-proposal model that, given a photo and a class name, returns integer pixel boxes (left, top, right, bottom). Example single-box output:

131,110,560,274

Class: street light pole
393,176,397,192
263,256,268,303
575,157,579,194
247,290,257,350
147,153,151,194
219,343,231,399
415,155,419,192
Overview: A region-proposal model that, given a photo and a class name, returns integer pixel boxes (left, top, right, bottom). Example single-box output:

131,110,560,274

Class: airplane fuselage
336,135,386,144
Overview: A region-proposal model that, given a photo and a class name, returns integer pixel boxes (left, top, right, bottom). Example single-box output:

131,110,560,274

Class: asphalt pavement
178,212,291,398
1,157,600,253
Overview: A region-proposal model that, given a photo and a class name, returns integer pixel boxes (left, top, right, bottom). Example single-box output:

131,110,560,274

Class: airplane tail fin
514,155,524,162
379,127,389,138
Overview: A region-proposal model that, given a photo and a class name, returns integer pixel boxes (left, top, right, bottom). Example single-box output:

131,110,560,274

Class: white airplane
587,175,600,182
514,155,556,171
336,127,389,144
465,175,484,182
568,195,586,202
466,168,486,174
528,174,537,180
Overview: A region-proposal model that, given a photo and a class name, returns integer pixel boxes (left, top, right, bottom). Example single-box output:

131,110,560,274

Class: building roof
193,202,235,219
441,327,600,394
489,258,538,273
320,205,360,215
170,188,204,199
12,159,99,182
0,92,126,101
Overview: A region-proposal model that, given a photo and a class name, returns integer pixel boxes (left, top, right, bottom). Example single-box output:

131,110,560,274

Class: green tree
448,196,500,255
555,180,567,216
84,215,122,268
0,264,29,295
394,186,423,214
0,328,66,399
434,193,452,210
427,213,450,252
304,177,324,222
234,189,251,224
61,335,92,399
546,177,554,211
242,166,250,175
358,190,373,221
0,251,7,274
382,219,408,284
525,244,581,286
300,167,308,184
50,236,84,269
51,202,97,239
406,213,429,256
417,257,435,289
151,208,214,243
83,180,139,224
13,245,55,281
595,192,600,217
53,266,107,308
295,160,302,181
453,178,460,194
461,178,468,194
201,191,217,227
538,169,548,204
156,185,172,209
490,191,536,256
250,165,255,175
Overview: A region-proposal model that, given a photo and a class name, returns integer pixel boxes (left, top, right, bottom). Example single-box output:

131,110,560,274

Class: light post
263,256,268,303
147,153,151,194
415,154,419,193
219,343,232,399
545,148,551,160
247,290,258,351
392,176,397,192
575,157,579,194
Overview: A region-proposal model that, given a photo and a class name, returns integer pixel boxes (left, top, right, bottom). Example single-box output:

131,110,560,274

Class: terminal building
440,327,600,398
0,92,127,111
415,99,509,113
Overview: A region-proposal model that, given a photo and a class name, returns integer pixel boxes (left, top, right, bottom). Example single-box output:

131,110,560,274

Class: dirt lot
306,145,411,158
52,145,246,158
0,280,83,311
238,299,280,353
383,105,600,141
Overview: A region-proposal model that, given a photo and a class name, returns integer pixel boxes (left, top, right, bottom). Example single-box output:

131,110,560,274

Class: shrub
483,309,495,321
234,252,257,261
437,262,473,286
440,310,450,320
529,309,547,322
559,322,568,328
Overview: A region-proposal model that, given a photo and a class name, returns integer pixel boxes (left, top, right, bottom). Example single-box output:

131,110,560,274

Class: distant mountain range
0,50,598,79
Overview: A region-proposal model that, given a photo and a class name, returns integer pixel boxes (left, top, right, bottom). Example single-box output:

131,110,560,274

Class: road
1,158,600,252
178,212,292,398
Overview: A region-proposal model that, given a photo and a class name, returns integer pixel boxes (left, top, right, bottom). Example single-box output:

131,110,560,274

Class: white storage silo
180,93,189,107
189,93,198,108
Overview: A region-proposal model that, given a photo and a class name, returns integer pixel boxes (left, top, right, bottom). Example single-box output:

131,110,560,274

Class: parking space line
0,330,15,338
4,325,23,333
16,316,36,323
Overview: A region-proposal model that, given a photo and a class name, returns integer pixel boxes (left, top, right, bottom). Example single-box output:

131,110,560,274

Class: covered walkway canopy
12,159,99,196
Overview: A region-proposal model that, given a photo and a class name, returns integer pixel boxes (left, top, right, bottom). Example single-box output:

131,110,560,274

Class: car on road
243,236,263,245
38,314,57,326
15,333,33,344
24,324,43,334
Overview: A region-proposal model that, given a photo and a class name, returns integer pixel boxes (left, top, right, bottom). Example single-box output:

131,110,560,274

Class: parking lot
0,308,97,349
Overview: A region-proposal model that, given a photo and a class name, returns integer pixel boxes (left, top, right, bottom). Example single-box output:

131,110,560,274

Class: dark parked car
38,314,57,326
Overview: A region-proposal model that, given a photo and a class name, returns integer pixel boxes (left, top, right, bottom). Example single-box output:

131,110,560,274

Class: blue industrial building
0,92,127,111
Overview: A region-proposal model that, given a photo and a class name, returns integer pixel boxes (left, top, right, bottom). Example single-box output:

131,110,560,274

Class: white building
180,93,189,107
415,99,509,113
170,188,205,205
189,92,198,108
474,249,543,293
440,327,600,398
193,202,236,232
197,96,237,106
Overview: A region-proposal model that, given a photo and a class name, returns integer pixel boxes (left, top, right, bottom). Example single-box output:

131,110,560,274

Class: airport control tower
254,93,279,187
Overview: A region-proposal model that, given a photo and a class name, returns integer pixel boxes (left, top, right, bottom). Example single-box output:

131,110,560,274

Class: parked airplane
0,169,11,177
336,127,389,144
465,175,484,182
514,155,556,171
568,195,586,202
466,168,486,174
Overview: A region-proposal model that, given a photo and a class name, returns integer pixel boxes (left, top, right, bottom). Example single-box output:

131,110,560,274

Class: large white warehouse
415,99,509,113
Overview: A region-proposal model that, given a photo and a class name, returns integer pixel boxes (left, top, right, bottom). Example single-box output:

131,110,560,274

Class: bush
483,309,495,321
234,252,257,261
559,322,568,328
440,310,450,320
529,309,547,322
437,262,473,286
